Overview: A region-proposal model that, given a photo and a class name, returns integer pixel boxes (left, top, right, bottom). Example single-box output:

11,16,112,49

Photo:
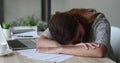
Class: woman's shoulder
92,13,110,27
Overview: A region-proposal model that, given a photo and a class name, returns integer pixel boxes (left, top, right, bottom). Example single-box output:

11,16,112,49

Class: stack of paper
11,29,40,39
17,49,73,63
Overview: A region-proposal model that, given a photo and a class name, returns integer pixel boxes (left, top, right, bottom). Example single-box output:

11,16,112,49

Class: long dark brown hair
48,12,91,45
66,8,97,23
67,9,99,42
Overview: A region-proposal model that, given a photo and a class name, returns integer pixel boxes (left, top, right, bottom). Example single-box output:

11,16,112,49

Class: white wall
51,0,67,14
4,0,41,21
4,0,120,27
51,0,120,27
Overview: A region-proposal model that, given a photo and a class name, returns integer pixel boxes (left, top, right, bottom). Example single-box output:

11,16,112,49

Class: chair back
111,26,120,63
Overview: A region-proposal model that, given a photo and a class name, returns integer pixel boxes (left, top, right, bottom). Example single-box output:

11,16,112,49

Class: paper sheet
17,49,73,62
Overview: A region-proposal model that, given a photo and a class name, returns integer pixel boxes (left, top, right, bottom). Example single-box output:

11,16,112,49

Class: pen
16,35,33,37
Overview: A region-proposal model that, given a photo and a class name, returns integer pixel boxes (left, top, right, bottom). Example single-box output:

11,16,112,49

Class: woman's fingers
91,43,100,47
86,43,96,49
76,42,100,49
76,43,89,49
82,43,89,49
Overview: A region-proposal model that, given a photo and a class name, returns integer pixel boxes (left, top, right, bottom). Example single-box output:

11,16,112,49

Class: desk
0,32,116,63
0,51,116,63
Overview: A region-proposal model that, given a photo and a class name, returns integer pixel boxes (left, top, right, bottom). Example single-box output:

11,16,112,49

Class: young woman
36,9,116,61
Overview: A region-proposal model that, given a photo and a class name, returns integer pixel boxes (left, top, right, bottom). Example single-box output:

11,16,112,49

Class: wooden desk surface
0,32,116,63
0,51,116,63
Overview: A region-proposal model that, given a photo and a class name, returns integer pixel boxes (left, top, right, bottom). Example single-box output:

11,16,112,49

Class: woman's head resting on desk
48,9,96,45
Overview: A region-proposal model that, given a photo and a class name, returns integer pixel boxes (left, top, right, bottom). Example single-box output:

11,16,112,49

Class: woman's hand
76,42,100,49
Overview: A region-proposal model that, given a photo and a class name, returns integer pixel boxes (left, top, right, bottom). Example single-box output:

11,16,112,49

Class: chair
111,26,120,63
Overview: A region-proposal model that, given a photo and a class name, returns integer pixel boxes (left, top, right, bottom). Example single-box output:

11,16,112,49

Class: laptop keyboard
7,40,27,48
18,39,35,48
7,39,35,50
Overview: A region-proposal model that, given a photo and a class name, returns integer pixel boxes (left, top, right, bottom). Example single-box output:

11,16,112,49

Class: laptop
0,25,35,50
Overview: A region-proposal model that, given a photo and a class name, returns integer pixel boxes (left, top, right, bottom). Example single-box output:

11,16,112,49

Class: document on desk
17,49,73,63
12,30,40,39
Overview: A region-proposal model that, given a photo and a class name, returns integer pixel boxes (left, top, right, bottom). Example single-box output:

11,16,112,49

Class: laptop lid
0,25,26,50
0,25,35,50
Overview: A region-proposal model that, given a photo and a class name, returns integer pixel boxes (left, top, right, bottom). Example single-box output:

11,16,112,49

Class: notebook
11,29,40,40
0,25,35,50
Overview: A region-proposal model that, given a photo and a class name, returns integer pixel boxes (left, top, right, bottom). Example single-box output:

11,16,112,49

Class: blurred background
0,0,120,27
